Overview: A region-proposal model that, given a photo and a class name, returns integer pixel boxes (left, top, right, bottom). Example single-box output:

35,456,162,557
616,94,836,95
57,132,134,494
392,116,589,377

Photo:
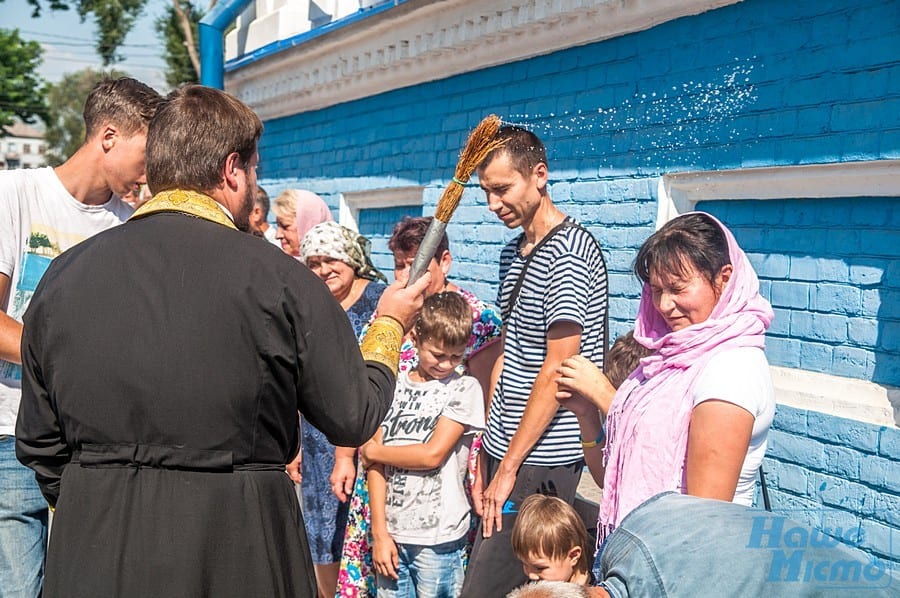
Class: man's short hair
146,85,263,194
255,185,270,213
480,125,548,178
604,330,653,390
83,77,163,140
388,216,449,257
414,291,472,349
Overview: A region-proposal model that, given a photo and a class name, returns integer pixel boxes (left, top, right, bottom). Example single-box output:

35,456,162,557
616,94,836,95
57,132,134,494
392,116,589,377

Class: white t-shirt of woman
691,346,776,506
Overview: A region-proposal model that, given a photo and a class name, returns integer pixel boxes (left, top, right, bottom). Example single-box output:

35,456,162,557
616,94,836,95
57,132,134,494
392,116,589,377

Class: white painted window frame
338,185,424,232
656,159,900,427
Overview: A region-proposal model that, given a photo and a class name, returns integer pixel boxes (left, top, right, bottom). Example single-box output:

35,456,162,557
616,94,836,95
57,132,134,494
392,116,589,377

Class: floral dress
336,287,502,597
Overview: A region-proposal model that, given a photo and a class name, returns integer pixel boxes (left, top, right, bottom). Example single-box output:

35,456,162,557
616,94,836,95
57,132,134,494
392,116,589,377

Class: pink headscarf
598,212,773,542
294,190,333,243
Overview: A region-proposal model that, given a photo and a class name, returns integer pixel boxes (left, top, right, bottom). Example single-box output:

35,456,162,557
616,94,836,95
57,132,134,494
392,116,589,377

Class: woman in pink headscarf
556,212,775,551
271,189,333,256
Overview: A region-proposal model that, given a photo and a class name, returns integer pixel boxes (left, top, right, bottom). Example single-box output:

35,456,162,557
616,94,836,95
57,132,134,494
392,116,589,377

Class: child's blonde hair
511,494,590,575
414,291,472,349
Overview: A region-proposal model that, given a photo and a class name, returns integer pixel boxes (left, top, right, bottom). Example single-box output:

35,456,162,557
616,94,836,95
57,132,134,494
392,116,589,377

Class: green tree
0,28,49,136
44,68,127,165
17,0,148,65
12,0,208,79
156,0,203,87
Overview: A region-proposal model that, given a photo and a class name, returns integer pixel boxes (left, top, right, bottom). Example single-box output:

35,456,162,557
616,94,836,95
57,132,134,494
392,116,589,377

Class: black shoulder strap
502,219,570,322
502,219,609,356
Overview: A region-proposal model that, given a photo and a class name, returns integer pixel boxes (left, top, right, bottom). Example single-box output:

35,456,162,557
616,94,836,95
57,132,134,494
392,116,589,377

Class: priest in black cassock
15,85,429,597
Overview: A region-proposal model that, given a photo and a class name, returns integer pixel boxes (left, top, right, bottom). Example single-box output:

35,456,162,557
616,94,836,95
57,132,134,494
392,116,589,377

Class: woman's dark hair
633,212,731,286
388,216,449,256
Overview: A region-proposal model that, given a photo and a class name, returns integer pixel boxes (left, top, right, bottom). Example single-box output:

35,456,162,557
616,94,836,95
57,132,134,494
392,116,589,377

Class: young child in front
511,494,592,586
362,291,485,597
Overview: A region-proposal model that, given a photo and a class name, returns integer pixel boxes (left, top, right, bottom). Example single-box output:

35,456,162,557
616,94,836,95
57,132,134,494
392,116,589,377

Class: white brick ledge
225,0,741,121
772,366,898,428
657,160,900,229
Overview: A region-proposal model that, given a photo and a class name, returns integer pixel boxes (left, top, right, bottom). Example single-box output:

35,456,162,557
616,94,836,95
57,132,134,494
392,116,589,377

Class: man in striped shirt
461,126,608,597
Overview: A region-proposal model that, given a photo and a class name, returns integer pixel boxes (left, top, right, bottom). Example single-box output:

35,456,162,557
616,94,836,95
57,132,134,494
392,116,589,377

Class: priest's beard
233,187,254,232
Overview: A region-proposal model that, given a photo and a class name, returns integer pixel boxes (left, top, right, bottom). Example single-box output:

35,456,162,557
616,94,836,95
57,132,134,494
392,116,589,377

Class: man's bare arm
480,320,583,535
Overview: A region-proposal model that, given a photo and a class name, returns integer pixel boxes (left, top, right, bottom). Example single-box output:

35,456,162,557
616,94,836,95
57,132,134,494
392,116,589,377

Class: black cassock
15,212,395,597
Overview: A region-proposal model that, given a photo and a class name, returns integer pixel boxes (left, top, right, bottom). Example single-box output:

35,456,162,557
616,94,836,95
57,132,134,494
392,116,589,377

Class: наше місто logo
747,513,894,591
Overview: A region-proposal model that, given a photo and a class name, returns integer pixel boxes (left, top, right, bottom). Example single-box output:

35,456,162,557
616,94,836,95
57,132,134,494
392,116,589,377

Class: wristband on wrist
580,427,606,449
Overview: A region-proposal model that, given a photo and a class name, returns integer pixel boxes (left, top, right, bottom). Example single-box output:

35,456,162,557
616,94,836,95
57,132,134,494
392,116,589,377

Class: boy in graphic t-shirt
361,291,485,597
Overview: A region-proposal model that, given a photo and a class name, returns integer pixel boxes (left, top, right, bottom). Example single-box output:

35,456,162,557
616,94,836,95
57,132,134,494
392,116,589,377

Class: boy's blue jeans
376,537,466,598
0,435,48,598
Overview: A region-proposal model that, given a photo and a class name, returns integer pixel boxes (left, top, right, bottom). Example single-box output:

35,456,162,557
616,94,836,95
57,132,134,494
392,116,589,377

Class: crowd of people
0,78,893,598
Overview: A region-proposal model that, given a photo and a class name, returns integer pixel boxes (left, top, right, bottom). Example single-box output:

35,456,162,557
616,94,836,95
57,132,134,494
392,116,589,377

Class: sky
3,0,170,93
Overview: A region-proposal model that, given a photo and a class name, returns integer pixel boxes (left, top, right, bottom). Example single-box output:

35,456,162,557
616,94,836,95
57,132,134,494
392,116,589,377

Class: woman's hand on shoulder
555,354,617,416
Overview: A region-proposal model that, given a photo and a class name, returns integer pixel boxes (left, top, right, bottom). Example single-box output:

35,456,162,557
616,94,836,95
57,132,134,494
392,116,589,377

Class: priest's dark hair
146,85,263,194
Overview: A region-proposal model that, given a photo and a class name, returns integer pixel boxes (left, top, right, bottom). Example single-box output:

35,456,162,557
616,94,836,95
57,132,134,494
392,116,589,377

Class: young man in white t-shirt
0,77,161,596
362,292,485,597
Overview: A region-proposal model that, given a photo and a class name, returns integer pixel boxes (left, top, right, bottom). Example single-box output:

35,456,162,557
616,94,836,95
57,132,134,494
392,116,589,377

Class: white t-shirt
0,167,133,434
692,346,775,506
382,371,484,546
263,225,280,247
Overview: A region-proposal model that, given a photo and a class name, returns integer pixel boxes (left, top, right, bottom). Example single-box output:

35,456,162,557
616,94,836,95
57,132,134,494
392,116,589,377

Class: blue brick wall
247,0,900,565
764,405,899,563
699,198,900,388
258,0,899,336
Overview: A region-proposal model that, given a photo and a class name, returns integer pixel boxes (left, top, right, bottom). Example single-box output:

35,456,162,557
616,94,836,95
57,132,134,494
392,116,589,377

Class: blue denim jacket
596,492,897,597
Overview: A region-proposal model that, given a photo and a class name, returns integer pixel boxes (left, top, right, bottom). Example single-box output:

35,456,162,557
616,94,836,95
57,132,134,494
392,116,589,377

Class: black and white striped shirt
483,219,608,466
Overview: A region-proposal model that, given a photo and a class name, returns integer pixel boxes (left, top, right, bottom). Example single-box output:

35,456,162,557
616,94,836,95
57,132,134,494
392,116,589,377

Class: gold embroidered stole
130,189,237,230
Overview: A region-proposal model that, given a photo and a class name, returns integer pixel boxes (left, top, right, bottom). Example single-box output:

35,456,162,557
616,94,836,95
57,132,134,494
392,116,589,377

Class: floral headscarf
299,221,387,282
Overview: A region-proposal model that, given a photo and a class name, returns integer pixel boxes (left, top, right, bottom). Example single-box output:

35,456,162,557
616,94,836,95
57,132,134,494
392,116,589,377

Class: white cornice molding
656,159,900,229
225,0,742,121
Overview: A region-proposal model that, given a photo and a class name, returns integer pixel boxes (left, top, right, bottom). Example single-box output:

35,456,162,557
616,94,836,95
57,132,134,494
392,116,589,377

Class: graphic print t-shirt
0,167,133,433
382,371,484,546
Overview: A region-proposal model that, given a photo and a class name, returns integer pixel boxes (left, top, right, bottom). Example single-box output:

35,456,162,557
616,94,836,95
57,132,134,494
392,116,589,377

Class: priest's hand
375,271,431,332
286,448,302,483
